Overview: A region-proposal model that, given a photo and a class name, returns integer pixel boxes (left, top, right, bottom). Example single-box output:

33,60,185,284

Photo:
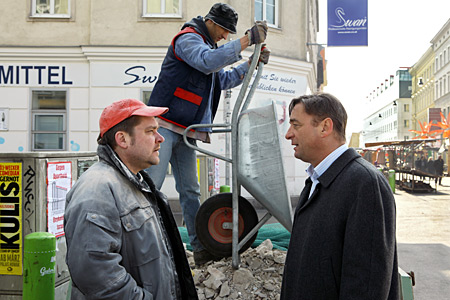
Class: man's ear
114,131,129,149
320,118,334,137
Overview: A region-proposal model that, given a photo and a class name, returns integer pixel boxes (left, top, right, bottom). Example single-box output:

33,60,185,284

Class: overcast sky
316,0,450,138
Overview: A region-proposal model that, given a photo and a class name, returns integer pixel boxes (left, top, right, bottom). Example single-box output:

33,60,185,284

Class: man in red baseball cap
65,99,198,299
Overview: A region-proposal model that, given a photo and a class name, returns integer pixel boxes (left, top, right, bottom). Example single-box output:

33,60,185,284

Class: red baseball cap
99,99,168,137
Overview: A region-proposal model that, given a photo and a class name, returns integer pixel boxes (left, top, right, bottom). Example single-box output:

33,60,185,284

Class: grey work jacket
64,145,198,300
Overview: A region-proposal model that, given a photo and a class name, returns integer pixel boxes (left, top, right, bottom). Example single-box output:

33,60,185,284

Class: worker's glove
249,44,271,66
246,20,268,46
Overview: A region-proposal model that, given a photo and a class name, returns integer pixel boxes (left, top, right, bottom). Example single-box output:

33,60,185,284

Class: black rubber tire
195,193,258,257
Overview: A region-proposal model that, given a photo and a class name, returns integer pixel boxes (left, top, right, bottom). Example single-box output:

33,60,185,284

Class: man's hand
259,45,270,64
249,44,271,66
246,20,268,46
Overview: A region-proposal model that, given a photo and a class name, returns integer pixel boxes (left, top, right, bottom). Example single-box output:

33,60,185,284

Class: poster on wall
0,162,23,275
47,161,72,237
327,0,368,46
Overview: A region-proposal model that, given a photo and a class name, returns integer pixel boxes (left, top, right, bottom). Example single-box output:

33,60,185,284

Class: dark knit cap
205,3,238,34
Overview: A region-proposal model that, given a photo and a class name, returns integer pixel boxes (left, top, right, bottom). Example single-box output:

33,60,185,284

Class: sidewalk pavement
395,176,450,300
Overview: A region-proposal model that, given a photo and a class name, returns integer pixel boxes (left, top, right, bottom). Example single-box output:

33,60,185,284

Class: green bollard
220,185,231,193
23,232,56,300
388,169,396,193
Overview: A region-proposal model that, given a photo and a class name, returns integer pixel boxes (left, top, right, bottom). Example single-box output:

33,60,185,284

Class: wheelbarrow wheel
195,193,258,257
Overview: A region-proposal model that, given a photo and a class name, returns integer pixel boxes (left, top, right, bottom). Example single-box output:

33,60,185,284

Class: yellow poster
0,162,22,275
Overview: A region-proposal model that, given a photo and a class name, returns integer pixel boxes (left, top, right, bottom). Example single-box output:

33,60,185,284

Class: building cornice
80,46,167,62
0,46,86,61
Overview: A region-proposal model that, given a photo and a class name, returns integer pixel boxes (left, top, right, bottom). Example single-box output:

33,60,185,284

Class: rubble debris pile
188,239,286,300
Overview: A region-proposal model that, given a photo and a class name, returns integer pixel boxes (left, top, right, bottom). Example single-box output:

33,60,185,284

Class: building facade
0,0,320,199
409,46,436,130
431,18,450,118
362,69,412,144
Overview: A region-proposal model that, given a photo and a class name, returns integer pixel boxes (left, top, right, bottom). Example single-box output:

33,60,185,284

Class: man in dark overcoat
281,93,399,299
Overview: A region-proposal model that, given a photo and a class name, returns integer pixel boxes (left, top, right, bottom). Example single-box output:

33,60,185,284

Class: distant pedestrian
420,156,427,171
434,155,444,185
281,93,399,299
414,157,421,170
427,157,435,174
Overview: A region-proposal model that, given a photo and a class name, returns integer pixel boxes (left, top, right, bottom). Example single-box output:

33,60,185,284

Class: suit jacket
281,148,399,300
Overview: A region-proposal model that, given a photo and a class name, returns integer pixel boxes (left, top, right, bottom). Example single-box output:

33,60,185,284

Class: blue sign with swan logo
327,0,368,46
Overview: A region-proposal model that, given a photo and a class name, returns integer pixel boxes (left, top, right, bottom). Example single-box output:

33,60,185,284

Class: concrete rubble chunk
263,281,277,291
256,239,273,251
248,257,264,270
191,239,287,299
274,253,286,264
233,268,254,285
207,266,226,281
197,293,206,300
219,281,231,297
204,287,216,299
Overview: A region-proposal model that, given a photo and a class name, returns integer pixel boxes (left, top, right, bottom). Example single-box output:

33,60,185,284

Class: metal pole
23,232,56,300
224,89,232,186
231,44,262,269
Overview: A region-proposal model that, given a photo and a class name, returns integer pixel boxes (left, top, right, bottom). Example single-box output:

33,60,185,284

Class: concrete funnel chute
237,102,293,232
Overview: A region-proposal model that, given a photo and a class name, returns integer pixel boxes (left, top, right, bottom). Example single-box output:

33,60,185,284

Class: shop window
31,90,67,151
255,0,279,27
31,0,70,18
142,90,152,105
143,0,181,18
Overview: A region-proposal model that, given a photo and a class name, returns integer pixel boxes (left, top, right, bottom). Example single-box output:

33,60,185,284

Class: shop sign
249,71,307,96
91,63,161,87
0,64,89,86
327,0,368,46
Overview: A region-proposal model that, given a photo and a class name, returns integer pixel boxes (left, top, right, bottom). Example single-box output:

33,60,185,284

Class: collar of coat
317,148,361,189
182,16,217,49
97,144,156,194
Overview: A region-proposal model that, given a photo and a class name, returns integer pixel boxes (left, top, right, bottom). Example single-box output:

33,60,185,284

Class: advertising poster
327,0,368,46
0,162,22,275
47,161,71,237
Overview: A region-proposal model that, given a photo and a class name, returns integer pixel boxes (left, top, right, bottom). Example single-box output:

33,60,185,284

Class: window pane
34,133,64,150
255,0,263,20
31,90,66,151
142,91,152,105
266,0,275,24
165,0,179,14
35,115,64,131
36,0,50,14
147,0,161,14
32,91,66,109
404,104,409,112
55,0,69,14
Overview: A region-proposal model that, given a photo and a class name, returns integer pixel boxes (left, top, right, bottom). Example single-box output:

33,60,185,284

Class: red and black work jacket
148,16,222,129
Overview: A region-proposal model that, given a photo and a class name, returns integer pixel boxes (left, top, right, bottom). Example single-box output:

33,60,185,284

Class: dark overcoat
281,148,399,299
